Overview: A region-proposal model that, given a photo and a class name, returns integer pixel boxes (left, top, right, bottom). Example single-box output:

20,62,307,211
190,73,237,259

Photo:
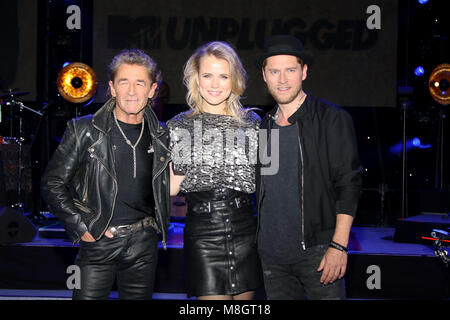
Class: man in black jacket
41,49,171,299
255,35,362,299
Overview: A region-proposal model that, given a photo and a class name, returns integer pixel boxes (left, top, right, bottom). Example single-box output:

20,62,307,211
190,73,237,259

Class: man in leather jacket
255,35,362,299
41,49,171,299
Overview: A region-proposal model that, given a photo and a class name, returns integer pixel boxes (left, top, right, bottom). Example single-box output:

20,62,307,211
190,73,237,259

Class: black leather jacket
41,99,171,247
256,94,362,249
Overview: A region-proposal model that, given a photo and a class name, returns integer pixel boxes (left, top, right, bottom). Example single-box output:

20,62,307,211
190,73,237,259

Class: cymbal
0,91,29,99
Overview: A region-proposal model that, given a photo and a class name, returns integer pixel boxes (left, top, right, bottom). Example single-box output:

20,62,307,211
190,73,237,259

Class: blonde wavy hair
183,41,248,121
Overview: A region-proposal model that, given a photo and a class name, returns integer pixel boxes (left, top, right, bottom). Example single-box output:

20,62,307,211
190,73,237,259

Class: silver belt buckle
109,224,131,237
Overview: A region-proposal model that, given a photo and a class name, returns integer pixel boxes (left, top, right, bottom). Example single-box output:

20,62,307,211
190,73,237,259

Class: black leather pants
72,226,158,300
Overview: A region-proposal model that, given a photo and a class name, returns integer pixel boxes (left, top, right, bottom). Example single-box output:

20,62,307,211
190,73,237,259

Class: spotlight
418,0,429,4
428,63,450,105
62,62,71,69
414,66,425,77
389,138,431,154
56,62,97,104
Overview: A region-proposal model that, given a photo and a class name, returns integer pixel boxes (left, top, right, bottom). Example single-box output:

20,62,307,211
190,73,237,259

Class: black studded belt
107,216,159,237
191,196,253,214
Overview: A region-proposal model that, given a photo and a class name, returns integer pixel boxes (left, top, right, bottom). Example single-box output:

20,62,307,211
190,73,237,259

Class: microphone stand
400,101,408,219
398,86,414,220
435,108,446,191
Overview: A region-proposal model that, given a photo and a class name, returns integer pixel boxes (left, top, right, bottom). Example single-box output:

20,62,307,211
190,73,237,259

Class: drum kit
0,62,97,221
429,229,450,267
0,88,43,216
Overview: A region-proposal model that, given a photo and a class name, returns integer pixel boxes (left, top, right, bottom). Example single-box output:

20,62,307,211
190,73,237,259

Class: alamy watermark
66,265,81,290
366,264,381,290
170,121,279,175
366,5,381,30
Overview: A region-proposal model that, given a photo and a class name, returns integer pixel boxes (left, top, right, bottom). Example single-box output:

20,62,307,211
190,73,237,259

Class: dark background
0,0,448,225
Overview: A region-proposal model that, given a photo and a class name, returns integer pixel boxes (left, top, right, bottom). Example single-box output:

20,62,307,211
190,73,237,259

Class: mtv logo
108,16,162,49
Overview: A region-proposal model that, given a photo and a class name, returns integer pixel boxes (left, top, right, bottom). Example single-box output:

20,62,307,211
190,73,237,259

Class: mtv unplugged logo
106,11,380,51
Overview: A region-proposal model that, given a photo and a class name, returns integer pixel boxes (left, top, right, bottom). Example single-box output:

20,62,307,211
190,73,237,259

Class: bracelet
329,240,348,254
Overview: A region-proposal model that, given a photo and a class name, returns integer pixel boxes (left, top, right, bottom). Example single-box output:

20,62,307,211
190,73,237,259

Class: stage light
414,66,425,76
389,138,432,154
428,63,450,105
56,62,97,104
62,62,71,69
418,0,429,4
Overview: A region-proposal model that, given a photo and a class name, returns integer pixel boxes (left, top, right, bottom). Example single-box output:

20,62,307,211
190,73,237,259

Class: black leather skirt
184,188,263,297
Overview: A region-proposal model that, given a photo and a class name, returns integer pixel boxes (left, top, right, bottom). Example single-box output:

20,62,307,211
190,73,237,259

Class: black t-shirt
258,121,305,264
110,118,155,226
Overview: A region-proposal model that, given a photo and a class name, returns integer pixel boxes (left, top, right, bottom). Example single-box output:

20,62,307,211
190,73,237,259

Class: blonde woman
167,41,263,300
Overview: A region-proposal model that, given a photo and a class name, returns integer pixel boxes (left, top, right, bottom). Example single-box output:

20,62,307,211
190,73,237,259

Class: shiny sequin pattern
167,111,260,193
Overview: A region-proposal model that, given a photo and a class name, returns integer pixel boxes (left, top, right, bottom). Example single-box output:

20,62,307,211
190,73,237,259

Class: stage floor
350,226,436,256
15,223,439,257
0,221,448,300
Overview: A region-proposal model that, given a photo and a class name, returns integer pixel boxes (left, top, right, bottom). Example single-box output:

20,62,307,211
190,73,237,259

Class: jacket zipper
256,117,272,240
87,152,118,239
76,122,114,240
256,177,263,239
82,168,89,202
296,122,306,250
151,128,170,249
152,155,169,250
98,156,118,241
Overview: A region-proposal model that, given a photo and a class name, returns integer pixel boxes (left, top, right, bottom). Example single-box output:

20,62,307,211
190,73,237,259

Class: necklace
274,92,306,122
113,111,145,178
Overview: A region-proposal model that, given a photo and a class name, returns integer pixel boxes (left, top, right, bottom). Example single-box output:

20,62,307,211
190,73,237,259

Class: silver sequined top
167,110,261,193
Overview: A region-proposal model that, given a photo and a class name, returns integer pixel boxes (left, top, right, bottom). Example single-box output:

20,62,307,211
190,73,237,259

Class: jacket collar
288,94,312,122
92,98,165,136
265,93,313,125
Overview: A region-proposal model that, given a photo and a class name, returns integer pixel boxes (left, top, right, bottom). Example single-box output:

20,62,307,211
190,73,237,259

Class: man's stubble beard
268,85,303,106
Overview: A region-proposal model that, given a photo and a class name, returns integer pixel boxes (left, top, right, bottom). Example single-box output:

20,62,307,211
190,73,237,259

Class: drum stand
5,99,42,216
